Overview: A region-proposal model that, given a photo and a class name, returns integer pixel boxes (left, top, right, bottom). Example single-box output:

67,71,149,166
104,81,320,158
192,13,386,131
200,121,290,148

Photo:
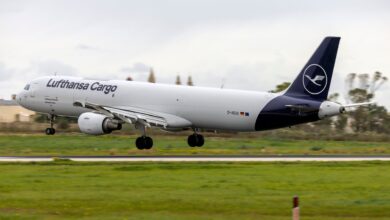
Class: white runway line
1,156,390,162
70,157,390,162
0,157,52,162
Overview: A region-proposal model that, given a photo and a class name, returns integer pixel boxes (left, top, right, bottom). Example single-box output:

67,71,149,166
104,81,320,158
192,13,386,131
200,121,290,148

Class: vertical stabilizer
284,37,340,101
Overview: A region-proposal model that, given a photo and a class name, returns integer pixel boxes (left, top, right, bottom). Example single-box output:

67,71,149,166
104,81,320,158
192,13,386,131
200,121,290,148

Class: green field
1,135,390,219
0,134,389,156
0,161,389,219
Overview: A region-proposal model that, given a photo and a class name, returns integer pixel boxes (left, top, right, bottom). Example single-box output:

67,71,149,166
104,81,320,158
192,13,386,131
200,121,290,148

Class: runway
1,155,390,162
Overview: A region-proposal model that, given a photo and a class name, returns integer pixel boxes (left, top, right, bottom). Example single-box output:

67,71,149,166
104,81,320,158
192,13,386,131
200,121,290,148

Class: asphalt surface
0,155,390,162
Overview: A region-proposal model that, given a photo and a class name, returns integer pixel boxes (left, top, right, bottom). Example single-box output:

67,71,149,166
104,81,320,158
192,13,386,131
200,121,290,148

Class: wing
73,101,192,129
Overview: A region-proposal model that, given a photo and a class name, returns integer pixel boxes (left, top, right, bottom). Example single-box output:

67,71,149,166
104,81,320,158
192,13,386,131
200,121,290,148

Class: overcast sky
0,0,389,107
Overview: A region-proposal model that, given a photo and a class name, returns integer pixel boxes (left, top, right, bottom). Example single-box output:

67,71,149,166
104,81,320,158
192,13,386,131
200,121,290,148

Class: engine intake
78,112,122,135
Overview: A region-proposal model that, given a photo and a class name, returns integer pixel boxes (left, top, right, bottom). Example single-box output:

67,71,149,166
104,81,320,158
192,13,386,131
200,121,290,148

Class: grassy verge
0,161,389,219
0,134,389,156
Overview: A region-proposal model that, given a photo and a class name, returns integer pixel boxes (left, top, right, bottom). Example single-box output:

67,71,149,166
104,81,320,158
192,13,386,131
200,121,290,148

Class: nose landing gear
45,114,56,135
45,127,56,135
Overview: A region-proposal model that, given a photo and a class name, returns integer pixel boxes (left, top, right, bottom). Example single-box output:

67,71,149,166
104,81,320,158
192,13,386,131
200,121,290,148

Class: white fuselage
17,76,277,131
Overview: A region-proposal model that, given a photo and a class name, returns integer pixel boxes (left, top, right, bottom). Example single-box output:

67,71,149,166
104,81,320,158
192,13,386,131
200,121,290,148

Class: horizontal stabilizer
343,102,374,108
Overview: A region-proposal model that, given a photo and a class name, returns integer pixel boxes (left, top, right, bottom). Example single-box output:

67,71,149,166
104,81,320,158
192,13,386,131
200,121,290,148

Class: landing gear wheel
187,134,197,147
197,135,204,147
187,134,205,147
45,114,56,135
136,137,145,150
144,136,153,150
45,128,51,135
135,136,153,150
45,128,55,135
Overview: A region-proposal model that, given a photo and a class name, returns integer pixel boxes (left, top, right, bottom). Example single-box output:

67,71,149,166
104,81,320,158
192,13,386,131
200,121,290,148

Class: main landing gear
135,122,153,150
135,136,153,150
45,114,56,135
133,125,205,150
187,133,204,147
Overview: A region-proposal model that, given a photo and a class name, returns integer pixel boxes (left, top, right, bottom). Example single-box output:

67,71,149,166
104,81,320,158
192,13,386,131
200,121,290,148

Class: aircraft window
24,84,30,90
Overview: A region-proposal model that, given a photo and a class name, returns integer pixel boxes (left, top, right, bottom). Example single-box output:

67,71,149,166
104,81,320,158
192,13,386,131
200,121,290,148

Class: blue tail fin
284,37,340,101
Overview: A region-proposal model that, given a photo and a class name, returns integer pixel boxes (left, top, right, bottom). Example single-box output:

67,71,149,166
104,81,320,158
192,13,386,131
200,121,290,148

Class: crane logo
302,64,328,95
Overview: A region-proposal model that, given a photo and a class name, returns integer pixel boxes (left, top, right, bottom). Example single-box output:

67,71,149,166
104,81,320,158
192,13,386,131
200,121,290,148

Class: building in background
0,99,35,123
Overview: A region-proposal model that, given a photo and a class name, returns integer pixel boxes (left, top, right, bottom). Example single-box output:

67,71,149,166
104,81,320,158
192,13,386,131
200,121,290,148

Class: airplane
16,36,372,150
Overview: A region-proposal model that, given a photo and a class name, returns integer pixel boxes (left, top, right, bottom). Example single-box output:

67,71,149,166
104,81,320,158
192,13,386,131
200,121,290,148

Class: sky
0,0,389,108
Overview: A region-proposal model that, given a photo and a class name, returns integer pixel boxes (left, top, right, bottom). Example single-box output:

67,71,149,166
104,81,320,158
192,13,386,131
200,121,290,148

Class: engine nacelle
78,112,122,135
318,101,345,119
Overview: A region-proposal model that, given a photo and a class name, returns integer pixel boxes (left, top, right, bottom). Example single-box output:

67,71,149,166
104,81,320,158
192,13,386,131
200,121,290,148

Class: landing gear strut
45,114,56,135
187,133,204,147
135,122,153,150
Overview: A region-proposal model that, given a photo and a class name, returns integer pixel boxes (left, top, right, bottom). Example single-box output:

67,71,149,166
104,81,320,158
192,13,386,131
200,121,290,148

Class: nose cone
15,93,20,104
15,92,24,106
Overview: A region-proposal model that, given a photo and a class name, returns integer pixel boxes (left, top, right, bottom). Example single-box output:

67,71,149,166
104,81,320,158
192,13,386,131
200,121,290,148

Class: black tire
197,135,204,147
187,134,197,147
45,128,52,135
144,136,153,149
45,128,55,135
135,137,145,150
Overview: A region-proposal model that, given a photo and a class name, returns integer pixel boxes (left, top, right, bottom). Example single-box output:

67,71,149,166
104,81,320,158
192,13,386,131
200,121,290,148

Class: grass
0,161,389,219
0,134,389,156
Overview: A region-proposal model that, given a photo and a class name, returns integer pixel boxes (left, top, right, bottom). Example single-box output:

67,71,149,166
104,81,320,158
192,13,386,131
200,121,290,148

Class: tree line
126,68,194,86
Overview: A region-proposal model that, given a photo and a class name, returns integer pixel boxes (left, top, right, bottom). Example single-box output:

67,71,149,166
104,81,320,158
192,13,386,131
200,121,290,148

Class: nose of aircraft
15,91,24,105
15,93,20,104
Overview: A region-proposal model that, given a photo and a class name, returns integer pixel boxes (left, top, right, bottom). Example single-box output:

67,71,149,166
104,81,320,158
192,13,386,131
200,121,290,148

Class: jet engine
318,101,345,119
78,112,122,135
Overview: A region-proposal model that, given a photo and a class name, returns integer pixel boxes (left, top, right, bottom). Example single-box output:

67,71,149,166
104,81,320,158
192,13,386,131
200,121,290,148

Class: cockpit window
24,84,30,91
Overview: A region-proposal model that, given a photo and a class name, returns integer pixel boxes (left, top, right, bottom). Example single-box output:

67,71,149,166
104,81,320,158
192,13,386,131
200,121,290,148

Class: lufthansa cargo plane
16,37,371,149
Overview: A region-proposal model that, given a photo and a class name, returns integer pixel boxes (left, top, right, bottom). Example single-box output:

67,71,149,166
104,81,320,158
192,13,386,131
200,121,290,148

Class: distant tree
327,93,339,101
148,68,156,83
344,72,387,103
344,72,388,133
57,118,70,130
34,113,47,123
334,113,348,131
175,75,181,85
187,76,194,86
366,104,390,133
34,114,76,128
270,82,290,93
126,76,133,81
